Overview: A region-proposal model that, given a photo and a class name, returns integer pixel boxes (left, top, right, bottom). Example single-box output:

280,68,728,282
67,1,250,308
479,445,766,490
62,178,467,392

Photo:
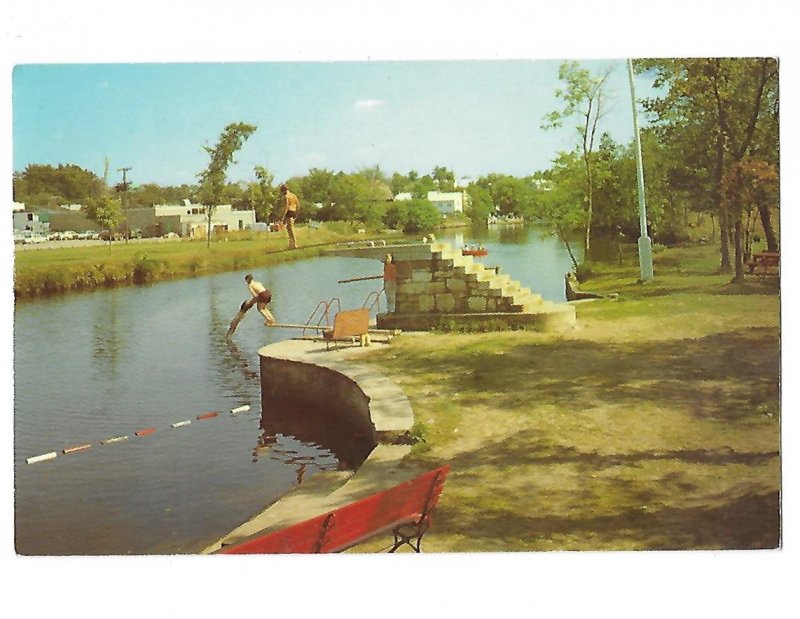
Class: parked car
22,232,48,244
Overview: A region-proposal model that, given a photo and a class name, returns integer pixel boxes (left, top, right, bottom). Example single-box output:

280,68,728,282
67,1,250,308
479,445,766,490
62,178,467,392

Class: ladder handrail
302,298,342,338
362,288,384,314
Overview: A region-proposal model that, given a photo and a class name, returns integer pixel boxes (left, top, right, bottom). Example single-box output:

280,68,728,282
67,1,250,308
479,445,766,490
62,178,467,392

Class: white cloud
354,99,385,110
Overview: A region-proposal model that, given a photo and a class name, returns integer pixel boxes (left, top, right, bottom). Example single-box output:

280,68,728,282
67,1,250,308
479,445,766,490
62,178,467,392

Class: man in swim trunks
280,183,300,249
244,273,275,325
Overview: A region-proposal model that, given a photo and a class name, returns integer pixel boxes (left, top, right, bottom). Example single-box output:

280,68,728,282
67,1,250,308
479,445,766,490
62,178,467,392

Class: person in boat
280,183,300,250
383,253,397,313
244,274,276,325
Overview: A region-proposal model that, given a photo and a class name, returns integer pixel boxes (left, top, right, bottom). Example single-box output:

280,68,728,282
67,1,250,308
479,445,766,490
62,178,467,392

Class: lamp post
627,59,654,281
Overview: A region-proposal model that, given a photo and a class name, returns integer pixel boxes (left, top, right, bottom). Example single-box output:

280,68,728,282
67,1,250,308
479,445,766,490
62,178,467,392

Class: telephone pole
116,167,132,241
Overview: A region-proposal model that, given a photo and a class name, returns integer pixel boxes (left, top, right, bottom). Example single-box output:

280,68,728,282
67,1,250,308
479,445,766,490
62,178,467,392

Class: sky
12,59,660,188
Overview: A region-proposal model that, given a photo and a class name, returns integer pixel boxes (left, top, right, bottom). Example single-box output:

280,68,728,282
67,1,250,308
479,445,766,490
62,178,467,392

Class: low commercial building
47,200,257,238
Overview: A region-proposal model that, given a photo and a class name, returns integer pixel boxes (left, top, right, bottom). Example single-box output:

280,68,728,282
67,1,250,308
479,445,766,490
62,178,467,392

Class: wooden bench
323,308,371,350
746,251,779,279
219,465,450,554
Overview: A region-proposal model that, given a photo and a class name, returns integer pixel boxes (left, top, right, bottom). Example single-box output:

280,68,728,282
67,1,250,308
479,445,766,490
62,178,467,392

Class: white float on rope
230,405,251,414
171,420,192,428
101,436,129,445
27,452,58,464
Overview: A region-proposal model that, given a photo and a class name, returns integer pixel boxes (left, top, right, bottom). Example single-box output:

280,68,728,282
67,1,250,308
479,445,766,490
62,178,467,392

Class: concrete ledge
202,339,416,554
376,306,577,332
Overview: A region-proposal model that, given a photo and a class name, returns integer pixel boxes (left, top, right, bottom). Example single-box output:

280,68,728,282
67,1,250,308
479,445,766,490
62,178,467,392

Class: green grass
13,225,395,299
354,241,780,552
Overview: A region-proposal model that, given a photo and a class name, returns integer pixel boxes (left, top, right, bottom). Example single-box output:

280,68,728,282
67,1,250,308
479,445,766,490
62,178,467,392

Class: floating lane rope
101,436,129,445
27,452,57,464
63,444,92,455
26,403,251,464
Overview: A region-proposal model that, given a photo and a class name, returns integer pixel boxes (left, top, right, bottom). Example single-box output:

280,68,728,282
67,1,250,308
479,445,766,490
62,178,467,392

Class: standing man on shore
280,184,300,250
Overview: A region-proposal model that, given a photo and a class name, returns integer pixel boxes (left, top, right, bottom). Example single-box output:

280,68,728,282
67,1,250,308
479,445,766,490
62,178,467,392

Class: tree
721,158,779,282
251,165,279,222
383,198,441,233
532,153,587,271
542,61,612,256
14,163,104,207
637,58,779,273
83,194,123,247
432,166,456,191
196,122,257,246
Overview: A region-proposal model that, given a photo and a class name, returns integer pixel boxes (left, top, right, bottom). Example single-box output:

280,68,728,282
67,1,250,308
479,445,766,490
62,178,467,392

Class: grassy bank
357,243,780,551
13,224,397,299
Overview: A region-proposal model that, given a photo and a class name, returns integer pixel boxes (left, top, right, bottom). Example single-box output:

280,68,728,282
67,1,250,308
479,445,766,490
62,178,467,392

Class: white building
393,191,468,215
151,201,257,237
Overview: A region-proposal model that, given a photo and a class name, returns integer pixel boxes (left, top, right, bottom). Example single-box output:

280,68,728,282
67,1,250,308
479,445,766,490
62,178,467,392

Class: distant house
393,190,468,215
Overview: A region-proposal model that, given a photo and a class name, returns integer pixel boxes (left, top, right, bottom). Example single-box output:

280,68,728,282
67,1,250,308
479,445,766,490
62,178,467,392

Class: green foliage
196,122,257,244
14,164,104,207
383,198,441,233
83,195,124,239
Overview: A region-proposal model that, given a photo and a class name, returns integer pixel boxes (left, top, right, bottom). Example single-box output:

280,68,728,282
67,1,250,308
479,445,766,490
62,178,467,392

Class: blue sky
13,60,659,188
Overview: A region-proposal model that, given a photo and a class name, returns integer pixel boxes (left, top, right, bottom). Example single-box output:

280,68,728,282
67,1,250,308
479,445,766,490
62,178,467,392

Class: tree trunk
558,227,580,272
714,126,732,273
757,203,779,252
732,217,745,282
719,207,732,272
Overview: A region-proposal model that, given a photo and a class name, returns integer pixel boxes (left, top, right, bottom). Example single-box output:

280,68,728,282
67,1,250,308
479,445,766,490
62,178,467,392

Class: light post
627,59,654,281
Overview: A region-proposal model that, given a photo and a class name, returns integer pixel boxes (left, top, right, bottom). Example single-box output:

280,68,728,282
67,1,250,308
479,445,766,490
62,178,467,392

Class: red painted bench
219,465,450,554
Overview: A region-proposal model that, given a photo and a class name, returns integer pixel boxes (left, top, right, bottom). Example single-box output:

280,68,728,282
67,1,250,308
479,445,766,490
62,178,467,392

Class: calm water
441,223,585,302
13,228,579,555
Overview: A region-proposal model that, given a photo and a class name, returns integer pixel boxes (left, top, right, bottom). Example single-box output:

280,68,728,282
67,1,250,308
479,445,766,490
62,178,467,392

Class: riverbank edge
202,338,418,554
12,226,406,300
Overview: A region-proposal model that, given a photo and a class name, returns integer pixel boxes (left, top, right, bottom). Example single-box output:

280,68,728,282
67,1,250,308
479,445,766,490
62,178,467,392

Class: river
13,225,581,555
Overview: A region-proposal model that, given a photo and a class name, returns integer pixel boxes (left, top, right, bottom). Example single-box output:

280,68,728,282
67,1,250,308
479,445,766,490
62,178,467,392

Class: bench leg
389,518,430,553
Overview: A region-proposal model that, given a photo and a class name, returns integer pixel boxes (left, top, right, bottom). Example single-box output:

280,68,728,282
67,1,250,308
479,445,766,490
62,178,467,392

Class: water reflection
92,290,125,381
259,398,375,474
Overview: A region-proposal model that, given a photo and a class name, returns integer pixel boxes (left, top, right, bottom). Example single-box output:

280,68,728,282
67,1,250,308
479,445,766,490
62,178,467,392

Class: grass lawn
356,243,780,551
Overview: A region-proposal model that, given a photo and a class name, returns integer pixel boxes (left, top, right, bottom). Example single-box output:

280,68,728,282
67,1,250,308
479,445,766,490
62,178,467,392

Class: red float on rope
135,428,156,436
196,412,219,420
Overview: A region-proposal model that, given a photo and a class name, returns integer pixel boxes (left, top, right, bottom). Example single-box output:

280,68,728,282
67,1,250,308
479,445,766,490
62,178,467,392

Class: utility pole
627,59,654,282
116,167,132,241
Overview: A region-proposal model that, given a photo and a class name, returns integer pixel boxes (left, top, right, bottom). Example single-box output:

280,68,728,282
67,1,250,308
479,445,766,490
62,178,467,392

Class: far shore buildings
394,190,470,215
42,200,256,238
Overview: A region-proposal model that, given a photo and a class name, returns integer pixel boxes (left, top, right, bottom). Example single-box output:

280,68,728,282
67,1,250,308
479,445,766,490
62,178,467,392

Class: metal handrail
362,288,384,314
301,298,343,338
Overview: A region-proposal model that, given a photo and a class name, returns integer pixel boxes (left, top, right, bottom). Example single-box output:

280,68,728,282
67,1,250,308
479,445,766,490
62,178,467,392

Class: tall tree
432,166,456,191
542,61,612,255
637,58,779,275
196,122,257,246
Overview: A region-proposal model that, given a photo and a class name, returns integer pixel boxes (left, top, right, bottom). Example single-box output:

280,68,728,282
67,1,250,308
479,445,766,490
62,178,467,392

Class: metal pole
627,59,654,281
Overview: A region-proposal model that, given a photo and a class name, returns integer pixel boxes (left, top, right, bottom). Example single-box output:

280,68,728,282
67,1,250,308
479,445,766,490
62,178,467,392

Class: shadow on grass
430,430,780,550
432,328,779,421
435,490,780,550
